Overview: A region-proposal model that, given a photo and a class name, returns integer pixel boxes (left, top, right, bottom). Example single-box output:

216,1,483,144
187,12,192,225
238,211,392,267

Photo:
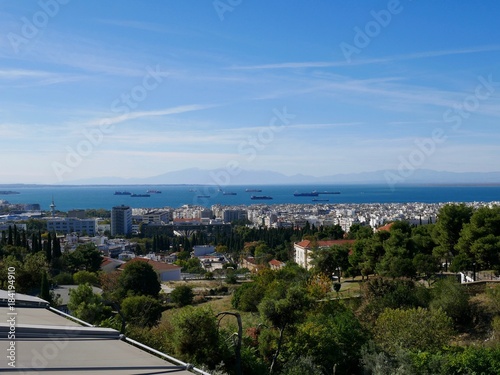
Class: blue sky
1,0,500,183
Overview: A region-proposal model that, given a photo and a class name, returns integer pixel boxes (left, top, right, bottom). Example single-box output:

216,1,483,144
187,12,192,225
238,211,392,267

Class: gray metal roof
0,290,209,375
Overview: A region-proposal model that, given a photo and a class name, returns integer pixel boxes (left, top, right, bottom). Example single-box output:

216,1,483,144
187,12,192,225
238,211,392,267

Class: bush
121,295,163,327
73,270,99,286
170,285,194,307
375,307,454,354
52,272,74,285
231,282,265,312
430,278,470,326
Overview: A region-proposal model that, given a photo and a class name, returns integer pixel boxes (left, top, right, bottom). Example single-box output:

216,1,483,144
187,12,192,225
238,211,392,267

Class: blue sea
2,184,500,212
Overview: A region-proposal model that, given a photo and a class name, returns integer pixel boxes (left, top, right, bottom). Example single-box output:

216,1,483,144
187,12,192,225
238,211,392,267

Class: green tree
167,306,221,369
73,270,100,285
287,301,368,374
433,203,473,269
258,285,313,374
170,285,194,307
117,260,161,299
347,223,373,240
429,277,470,326
67,243,103,273
232,281,266,312
121,295,163,327
456,206,500,272
311,244,350,279
68,283,108,324
39,270,51,303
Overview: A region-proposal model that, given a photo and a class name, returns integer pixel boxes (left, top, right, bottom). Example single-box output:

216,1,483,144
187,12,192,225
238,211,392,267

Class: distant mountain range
57,168,500,186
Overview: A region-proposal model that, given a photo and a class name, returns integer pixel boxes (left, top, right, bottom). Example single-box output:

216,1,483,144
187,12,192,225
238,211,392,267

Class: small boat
130,194,150,197
251,195,273,200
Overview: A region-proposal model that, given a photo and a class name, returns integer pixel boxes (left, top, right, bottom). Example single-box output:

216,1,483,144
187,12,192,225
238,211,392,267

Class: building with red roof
294,239,355,270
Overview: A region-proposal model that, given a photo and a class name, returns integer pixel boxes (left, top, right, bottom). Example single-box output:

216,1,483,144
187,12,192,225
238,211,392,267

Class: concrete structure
111,205,132,236
193,245,215,257
0,223,27,232
142,209,172,224
0,290,207,374
47,217,98,236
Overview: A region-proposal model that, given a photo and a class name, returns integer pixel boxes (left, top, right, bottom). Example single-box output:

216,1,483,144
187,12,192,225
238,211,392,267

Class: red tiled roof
269,259,284,267
118,257,181,272
101,257,114,267
377,222,394,232
243,257,257,265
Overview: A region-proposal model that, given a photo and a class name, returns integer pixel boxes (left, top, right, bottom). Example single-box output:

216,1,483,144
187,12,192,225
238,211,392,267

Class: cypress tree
13,225,19,246
40,271,51,303
52,233,62,259
45,233,52,263
7,225,13,245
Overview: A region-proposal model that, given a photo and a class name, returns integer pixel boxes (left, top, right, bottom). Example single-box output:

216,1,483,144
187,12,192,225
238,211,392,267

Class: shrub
170,285,194,307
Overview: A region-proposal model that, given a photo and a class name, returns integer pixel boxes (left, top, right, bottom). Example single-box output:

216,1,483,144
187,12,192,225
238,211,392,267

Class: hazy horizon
2,1,500,184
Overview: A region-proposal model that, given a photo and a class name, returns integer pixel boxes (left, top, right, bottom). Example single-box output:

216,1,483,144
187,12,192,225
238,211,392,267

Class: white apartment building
47,218,97,236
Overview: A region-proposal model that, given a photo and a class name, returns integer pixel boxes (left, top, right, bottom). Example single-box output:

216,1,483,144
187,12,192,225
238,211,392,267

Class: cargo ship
146,190,162,194
245,188,262,192
251,195,273,200
130,194,150,197
294,191,319,197
223,192,237,195
114,191,131,195
318,191,340,195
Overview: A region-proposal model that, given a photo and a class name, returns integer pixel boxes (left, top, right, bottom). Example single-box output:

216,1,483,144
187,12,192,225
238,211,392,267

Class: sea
2,184,500,212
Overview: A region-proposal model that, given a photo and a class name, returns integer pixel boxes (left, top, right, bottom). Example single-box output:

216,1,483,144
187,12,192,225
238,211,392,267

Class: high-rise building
111,205,132,236
223,209,247,223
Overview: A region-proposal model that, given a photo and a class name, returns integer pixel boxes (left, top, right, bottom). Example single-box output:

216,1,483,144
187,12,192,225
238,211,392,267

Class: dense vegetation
1,203,500,374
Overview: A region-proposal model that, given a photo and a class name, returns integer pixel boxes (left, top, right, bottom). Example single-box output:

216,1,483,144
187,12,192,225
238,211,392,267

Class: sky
1,0,500,184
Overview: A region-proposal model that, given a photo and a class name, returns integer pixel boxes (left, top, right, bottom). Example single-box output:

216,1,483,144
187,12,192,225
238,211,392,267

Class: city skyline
2,1,500,184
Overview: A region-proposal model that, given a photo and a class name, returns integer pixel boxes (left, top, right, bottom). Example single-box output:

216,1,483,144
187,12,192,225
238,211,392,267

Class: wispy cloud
230,45,500,70
89,104,221,127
